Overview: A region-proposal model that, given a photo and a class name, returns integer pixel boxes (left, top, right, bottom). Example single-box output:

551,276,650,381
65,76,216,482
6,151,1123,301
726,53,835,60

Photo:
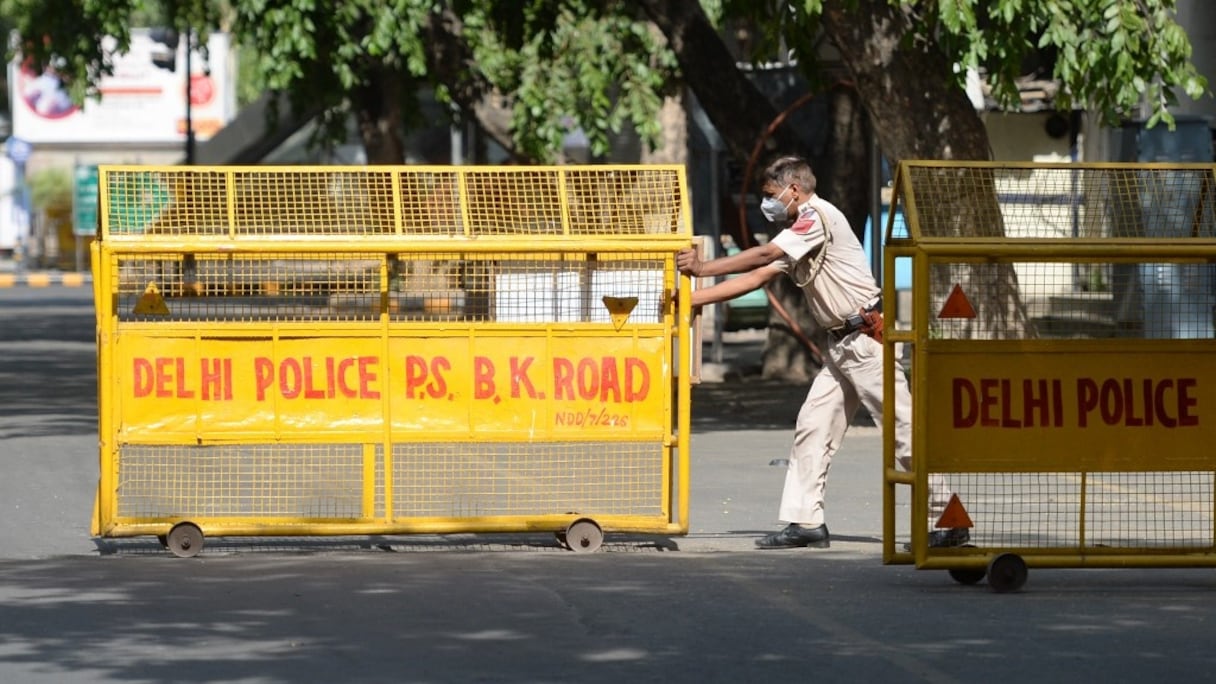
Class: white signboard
0,157,29,250
9,29,235,144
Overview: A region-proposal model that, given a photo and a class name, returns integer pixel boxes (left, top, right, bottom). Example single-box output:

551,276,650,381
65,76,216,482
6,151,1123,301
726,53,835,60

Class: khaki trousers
777,331,951,526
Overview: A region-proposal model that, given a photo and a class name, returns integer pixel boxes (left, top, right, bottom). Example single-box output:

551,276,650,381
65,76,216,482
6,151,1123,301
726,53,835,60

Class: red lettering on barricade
577,358,598,400
625,357,650,402
404,355,428,399
254,357,274,401
358,356,381,399
279,358,303,399
553,356,650,403
554,407,631,428
979,378,999,427
133,358,154,398
302,356,326,399
553,358,574,399
953,378,976,428
1023,379,1064,428
474,356,496,400
150,357,194,399
952,375,1202,429
599,357,621,402
1178,378,1199,426
253,355,380,401
175,358,194,398
401,355,446,399
1077,377,1199,428
323,357,379,399
200,358,233,401
1077,378,1098,427
1153,379,1171,427
510,356,538,399
333,358,355,398
999,379,1020,428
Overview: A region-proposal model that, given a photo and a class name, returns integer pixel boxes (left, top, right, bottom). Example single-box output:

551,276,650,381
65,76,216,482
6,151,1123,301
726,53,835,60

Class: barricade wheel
948,568,986,585
166,523,204,558
156,535,169,548
947,545,984,585
564,519,603,553
554,531,569,549
986,553,1027,593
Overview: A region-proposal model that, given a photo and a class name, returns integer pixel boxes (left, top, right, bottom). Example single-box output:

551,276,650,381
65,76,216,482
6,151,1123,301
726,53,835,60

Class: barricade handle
688,236,708,385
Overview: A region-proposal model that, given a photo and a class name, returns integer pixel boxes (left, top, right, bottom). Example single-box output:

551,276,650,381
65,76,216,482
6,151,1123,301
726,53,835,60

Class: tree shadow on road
0,310,96,439
689,378,809,432
689,376,877,433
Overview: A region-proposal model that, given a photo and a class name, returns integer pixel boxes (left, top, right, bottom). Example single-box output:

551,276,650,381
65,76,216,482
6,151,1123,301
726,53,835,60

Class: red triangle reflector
938,284,976,319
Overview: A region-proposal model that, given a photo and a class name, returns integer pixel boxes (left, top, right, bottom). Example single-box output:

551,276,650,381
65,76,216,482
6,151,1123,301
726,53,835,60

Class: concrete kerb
0,257,92,287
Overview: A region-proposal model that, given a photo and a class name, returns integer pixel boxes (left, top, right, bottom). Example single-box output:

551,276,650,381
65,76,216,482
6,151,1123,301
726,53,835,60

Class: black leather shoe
755,523,830,549
902,527,971,552
928,528,970,548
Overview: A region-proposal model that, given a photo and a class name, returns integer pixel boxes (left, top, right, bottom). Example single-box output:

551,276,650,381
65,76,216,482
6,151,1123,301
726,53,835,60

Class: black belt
829,298,882,341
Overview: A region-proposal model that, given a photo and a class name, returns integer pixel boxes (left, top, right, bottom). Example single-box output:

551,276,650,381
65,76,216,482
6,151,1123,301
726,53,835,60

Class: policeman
677,155,965,549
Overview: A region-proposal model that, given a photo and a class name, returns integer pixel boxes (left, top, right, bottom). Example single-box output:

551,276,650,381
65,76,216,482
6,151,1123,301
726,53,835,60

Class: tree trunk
635,0,803,161
819,0,990,162
353,66,406,164
425,8,523,160
821,0,1033,339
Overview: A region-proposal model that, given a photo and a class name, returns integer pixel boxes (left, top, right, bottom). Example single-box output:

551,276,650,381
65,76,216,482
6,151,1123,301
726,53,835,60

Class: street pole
182,28,197,286
184,29,195,165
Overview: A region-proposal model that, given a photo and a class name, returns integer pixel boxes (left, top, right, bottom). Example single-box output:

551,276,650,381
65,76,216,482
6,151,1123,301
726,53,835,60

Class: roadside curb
0,272,92,288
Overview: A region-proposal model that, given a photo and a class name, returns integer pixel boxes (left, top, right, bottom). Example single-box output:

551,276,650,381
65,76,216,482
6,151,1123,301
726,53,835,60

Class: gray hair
763,156,817,194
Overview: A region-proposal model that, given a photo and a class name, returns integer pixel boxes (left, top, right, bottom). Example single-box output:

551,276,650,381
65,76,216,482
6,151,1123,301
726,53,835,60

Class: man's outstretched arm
676,243,784,278
688,267,781,307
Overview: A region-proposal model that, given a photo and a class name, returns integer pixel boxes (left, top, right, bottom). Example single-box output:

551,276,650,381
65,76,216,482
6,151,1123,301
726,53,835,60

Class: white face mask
760,184,794,223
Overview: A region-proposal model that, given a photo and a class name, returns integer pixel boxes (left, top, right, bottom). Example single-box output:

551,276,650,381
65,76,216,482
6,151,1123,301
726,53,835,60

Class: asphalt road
3,285,1216,684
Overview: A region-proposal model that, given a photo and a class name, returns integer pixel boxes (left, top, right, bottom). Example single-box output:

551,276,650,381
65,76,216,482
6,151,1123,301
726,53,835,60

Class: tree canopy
2,1,1208,164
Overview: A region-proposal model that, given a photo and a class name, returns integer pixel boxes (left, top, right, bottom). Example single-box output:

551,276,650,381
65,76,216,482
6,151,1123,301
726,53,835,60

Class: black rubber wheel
564,518,604,553
165,522,204,558
554,531,569,549
986,553,1028,593
948,568,987,585
156,534,169,548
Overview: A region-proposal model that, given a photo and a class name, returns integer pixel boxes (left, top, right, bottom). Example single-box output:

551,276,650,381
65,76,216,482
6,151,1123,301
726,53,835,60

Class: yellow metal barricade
90,165,696,556
884,161,1216,591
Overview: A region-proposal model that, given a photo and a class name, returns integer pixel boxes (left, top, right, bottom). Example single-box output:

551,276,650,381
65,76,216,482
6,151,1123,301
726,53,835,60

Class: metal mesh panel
105,170,402,236
931,472,1214,550
904,165,1216,239
101,166,687,238
390,442,664,518
107,170,221,235
375,446,386,519
117,444,365,519
446,253,665,324
461,170,566,235
110,252,667,324
928,260,1216,340
231,171,398,235
397,170,463,234
1085,471,1214,547
564,168,683,235
113,252,383,322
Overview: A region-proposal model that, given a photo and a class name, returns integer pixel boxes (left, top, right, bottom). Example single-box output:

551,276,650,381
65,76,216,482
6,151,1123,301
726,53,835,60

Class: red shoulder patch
791,216,817,235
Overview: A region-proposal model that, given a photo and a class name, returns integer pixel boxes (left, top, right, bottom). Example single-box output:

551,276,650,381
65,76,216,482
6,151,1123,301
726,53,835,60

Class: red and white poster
9,29,235,144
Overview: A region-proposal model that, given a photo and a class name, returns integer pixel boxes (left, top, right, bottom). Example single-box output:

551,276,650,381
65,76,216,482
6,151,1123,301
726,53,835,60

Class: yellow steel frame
883,160,1216,572
91,164,695,543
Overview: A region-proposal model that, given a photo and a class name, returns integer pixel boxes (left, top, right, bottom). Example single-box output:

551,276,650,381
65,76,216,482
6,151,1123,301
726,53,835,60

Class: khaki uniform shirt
766,194,880,330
